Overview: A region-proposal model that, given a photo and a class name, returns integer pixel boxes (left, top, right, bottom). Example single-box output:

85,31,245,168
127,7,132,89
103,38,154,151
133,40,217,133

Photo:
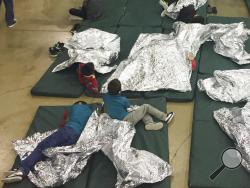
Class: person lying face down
77,62,100,97
167,0,204,24
102,79,175,131
69,0,103,20
3,101,93,183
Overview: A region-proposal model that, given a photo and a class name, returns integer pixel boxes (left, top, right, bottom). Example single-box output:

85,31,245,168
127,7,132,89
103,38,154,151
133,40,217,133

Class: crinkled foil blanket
52,28,120,74
198,69,250,103
13,112,172,187
101,22,250,93
214,102,250,173
160,0,207,19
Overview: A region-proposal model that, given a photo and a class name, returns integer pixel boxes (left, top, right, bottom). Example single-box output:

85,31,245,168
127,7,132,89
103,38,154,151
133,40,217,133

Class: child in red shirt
77,62,100,96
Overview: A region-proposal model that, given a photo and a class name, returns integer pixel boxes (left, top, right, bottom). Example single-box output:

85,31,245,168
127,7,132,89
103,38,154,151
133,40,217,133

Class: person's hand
187,52,195,61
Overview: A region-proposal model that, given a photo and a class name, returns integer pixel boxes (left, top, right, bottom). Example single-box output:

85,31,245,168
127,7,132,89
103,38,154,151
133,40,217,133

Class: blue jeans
20,127,79,175
0,0,14,26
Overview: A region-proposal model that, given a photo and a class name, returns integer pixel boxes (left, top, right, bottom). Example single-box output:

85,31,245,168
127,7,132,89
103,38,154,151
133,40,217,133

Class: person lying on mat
103,79,175,131
3,101,93,183
161,0,204,24
77,62,100,97
69,0,103,20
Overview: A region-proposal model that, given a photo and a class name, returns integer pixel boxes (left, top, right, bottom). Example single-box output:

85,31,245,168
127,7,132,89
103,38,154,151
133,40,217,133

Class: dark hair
108,79,121,95
74,101,87,105
81,62,95,76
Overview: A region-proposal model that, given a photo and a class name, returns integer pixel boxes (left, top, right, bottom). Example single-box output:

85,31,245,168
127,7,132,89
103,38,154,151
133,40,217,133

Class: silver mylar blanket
13,112,172,187
214,102,250,172
210,22,250,65
102,22,250,93
52,28,120,74
198,69,250,103
160,0,207,19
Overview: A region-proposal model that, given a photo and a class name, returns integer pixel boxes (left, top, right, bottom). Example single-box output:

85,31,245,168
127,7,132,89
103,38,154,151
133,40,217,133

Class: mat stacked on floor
189,16,250,188
31,0,208,101
4,98,170,188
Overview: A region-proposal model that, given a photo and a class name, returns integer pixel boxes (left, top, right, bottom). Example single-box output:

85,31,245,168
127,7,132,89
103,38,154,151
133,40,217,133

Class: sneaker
2,176,22,183
2,170,23,183
54,42,64,50
3,170,16,177
6,170,23,178
49,42,64,57
49,47,60,57
145,122,163,131
7,19,17,28
165,112,174,124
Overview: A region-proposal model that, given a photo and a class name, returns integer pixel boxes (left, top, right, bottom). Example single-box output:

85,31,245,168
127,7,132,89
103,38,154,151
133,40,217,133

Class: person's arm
187,52,196,71
86,76,100,94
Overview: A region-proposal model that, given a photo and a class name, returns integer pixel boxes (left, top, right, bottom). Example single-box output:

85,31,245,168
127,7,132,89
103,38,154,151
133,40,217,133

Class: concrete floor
0,0,248,187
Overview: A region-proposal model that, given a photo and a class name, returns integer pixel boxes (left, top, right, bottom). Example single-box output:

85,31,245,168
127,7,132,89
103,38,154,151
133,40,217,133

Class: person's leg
123,104,166,123
20,127,79,175
123,105,165,131
142,104,167,121
3,0,15,26
191,16,204,24
123,105,154,126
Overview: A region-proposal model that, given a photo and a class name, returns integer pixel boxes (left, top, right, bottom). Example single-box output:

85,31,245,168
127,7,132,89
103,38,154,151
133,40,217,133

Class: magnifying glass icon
210,148,242,180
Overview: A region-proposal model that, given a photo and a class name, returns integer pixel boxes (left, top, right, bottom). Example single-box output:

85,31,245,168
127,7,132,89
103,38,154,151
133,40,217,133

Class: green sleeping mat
31,26,163,98
119,0,162,26
199,16,250,74
143,51,201,102
3,105,96,188
4,98,170,188
82,0,127,27
162,2,208,30
31,27,117,98
31,53,84,98
189,74,250,188
189,120,250,188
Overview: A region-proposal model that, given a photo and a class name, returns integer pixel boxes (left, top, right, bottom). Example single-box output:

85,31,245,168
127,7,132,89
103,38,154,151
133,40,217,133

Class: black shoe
54,42,64,50
212,7,217,14
49,47,59,57
69,8,85,19
7,19,17,28
49,42,64,57
207,5,217,14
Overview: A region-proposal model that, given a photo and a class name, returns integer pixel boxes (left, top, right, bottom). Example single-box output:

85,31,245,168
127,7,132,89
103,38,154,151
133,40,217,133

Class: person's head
81,62,95,76
108,79,121,95
74,101,87,105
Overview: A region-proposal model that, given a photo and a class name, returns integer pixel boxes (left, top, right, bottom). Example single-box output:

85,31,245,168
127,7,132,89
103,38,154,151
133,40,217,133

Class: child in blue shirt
3,101,94,183
103,79,175,131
